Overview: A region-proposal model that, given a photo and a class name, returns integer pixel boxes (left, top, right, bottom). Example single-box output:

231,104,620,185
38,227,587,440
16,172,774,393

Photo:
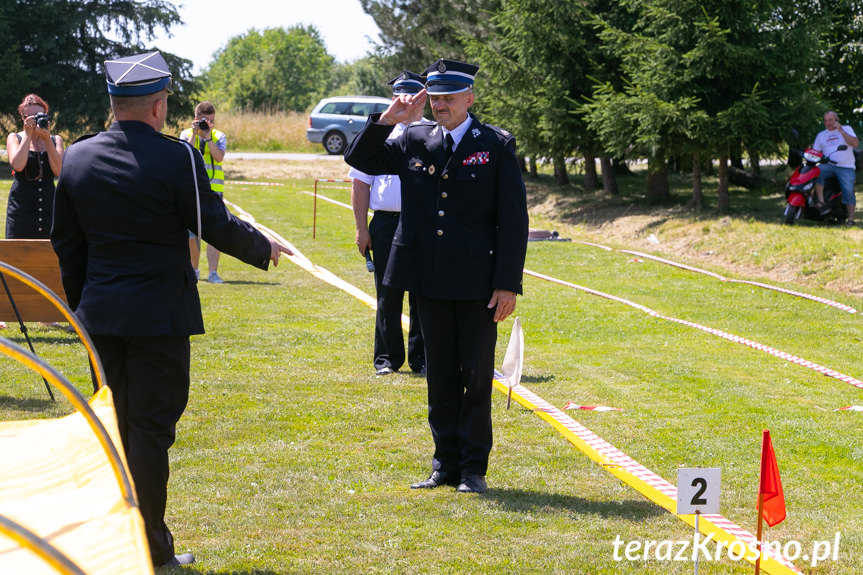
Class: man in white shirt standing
348,71,427,376
813,110,858,225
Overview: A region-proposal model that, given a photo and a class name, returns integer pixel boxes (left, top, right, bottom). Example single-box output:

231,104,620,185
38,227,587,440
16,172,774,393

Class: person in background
181,101,227,281
5,94,64,238
348,71,427,377
344,59,529,494
51,52,291,568
812,110,858,225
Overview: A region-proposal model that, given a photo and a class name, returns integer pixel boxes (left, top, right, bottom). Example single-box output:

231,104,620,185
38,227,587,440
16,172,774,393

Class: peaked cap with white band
387,70,425,95
422,59,479,95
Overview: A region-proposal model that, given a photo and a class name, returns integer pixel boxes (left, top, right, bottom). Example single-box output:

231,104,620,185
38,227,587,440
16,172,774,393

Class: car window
320,102,351,115
372,103,390,114
348,103,374,116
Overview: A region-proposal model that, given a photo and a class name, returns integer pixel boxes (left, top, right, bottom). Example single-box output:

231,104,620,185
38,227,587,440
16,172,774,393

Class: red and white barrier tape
585,242,856,314
302,191,860,390
227,180,284,187
287,193,862,391
523,268,863,391
495,378,801,574
225,200,801,575
562,401,622,412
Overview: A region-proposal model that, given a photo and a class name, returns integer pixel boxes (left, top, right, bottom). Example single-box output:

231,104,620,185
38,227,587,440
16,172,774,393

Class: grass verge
0,169,861,574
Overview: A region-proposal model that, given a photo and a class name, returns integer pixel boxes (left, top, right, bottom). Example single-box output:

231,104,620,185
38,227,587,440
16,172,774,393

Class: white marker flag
501,317,523,409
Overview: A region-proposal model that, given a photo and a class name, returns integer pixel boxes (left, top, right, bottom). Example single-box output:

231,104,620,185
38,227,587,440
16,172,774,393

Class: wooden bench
0,240,67,322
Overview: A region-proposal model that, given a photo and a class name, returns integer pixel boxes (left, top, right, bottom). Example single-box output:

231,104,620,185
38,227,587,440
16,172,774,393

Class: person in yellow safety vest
180,101,227,283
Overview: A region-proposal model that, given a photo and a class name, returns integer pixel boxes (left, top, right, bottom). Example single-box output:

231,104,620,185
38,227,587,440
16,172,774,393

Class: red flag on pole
758,430,786,527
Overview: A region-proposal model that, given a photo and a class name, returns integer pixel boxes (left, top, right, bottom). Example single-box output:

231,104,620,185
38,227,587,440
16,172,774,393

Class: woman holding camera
5,93,64,238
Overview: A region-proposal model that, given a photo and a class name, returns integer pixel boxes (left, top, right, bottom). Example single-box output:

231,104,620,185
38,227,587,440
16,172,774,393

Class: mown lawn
0,171,861,574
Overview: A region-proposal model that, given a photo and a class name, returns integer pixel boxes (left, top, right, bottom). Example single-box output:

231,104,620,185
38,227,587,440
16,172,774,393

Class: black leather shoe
457,473,487,493
410,470,458,489
161,552,195,567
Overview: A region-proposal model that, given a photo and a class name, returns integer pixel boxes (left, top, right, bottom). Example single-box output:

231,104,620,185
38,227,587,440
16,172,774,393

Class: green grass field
1,171,861,574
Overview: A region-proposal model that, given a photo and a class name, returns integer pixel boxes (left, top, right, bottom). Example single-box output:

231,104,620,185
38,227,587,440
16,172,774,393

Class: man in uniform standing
347,71,427,377
51,52,291,567
344,59,529,494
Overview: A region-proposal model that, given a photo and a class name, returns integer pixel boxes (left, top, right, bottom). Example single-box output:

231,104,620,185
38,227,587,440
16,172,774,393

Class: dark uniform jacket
344,113,528,300
51,121,271,337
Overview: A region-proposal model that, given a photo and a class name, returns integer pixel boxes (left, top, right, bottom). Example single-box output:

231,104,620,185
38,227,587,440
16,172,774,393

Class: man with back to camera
347,71,427,377
181,101,227,282
812,110,858,225
51,51,291,568
344,58,529,494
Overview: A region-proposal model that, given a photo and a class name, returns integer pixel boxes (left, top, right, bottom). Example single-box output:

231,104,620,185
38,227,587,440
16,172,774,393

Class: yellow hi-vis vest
187,128,225,192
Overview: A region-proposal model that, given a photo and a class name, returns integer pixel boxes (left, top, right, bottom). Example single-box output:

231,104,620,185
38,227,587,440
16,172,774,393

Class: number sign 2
676,468,721,515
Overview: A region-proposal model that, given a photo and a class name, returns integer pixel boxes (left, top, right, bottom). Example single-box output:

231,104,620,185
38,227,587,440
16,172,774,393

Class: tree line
0,0,197,133
361,0,863,207
5,0,863,209
0,2,383,134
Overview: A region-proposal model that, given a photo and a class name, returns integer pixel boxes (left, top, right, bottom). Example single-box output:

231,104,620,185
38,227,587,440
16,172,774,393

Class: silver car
306,96,393,155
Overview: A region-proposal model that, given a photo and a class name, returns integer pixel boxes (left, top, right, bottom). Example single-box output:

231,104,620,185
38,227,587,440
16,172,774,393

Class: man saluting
344,59,529,494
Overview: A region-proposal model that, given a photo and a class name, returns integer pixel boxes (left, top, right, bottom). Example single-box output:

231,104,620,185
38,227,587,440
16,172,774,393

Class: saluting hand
379,89,427,126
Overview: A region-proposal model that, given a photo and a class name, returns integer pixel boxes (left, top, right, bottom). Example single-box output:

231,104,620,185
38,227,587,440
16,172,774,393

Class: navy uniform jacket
51,121,272,337
344,113,528,300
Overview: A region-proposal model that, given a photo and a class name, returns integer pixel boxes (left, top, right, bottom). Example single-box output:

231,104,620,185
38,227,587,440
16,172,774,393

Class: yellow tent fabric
0,386,154,575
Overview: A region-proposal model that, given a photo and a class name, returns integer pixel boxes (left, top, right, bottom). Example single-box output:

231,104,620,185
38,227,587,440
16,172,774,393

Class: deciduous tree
202,26,334,112
1,0,192,135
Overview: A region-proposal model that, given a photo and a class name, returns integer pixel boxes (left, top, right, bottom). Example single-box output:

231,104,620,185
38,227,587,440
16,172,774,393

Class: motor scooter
783,146,848,225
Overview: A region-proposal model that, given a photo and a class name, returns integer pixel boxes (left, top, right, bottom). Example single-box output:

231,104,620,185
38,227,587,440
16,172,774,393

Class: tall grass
0,109,317,156
167,108,319,153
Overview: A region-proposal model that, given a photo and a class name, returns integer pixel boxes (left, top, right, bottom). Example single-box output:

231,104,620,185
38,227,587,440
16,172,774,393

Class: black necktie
445,133,455,160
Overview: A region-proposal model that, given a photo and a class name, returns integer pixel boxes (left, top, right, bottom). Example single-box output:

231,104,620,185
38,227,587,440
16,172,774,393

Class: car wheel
324,131,347,155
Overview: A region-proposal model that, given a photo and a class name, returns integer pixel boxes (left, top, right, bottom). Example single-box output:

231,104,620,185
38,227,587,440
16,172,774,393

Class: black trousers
369,211,424,371
91,334,190,567
416,296,497,477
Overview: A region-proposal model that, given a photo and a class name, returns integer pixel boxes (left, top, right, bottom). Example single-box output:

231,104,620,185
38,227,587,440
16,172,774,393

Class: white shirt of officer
347,123,408,212
441,113,473,155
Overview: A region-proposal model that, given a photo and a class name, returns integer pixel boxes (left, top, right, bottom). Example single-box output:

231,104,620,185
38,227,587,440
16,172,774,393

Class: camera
195,118,210,131
33,113,50,130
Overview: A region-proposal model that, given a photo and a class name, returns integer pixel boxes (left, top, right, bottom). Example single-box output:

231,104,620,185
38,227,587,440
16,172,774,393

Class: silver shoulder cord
180,140,203,251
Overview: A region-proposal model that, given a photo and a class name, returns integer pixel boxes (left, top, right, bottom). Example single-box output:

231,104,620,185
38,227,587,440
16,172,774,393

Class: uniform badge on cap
423,58,479,95
104,51,173,96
